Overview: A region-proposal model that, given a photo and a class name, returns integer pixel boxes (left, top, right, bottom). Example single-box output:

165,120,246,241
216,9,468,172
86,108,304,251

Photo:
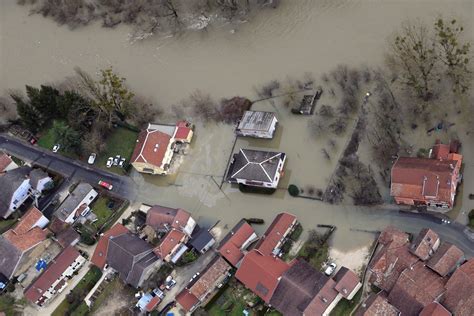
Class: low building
419,302,452,316
387,261,447,315
235,250,291,303
91,223,129,270
29,169,53,198
55,226,80,248
441,259,474,315
255,212,297,256
146,205,196,236
54,183,98,224
269,259,361,316
176,256,232,313
136,289,164,313
24,246,86,306
226,149,286,189
390,141,462,211
354,293,400,316
131,121,193,175
217,219,258,267
409,228,440,261
0,152,18,173
0,166,33,219
190,228,216,254
0,206,50,279
106,232,161,288
427,242,464,277
235,111,278,139
153,229,188,263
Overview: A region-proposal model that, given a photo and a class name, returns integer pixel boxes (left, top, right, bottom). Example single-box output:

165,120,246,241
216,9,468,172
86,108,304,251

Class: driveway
0,134,136,201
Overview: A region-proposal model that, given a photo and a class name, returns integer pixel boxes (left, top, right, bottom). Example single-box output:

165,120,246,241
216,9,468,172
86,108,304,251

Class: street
0,134,136,201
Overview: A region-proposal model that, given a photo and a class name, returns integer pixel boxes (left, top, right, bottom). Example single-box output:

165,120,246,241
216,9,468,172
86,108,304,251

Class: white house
235,111,278,139
0,167,33,219
55,183,98,223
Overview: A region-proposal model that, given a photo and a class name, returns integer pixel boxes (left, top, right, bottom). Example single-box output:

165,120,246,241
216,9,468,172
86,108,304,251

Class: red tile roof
130,127,172,167
0,153,13,173
304,277,339,315
333,267,361,298
442,259,474,316
391,155,462,205
218,220,256,267
255,212,296,256
174,126,192,141
409,228,440,260
387,262,447,315
188,257,231,299
176,289,199,312
419,302,452,316
427,242,464,276
24,246,81,304
378,226,410,247
153,229,185,259
145,296,161,312
354,293,400,316
91,224,129,269
235,250,290,303
3,207,48,252
146,205,191,231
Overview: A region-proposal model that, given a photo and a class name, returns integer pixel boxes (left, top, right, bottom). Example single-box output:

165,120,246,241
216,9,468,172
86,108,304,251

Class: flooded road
1,0,474,254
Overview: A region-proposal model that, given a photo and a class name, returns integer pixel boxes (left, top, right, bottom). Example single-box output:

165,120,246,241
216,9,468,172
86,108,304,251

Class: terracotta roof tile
176,289,199,312
145,296,161,312
409,228,440,260
419,302,452,316
91,224,129,269
130,127,172,167
153,229,185,259
427,242,464,276
188,257,231,299
218,219,256,267
387,262,447,315
2,207,48,252
0,153,13,173
235,250,290,303
354,293,400,316
255,212,296,256
146,205,191,231
442,259,474,316
333,267,361,298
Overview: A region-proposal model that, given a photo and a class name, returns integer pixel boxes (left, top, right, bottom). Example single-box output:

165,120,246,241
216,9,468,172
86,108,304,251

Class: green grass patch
297,241,329,271
0,218,17,234
95,127,138,175
205,279,259,316
90,197,113,229
330,288,362,316
0,294,25,316
37,127,56,150
51,266,102,316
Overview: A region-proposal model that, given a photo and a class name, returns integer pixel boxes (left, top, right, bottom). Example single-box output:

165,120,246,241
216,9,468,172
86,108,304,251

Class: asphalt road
0,134,136,201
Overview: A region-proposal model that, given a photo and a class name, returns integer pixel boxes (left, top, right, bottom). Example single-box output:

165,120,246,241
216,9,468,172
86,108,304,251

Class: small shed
235,111,278,139
190,228,216,254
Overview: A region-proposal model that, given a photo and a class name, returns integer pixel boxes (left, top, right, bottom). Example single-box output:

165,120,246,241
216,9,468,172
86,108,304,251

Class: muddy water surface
1,0,473,252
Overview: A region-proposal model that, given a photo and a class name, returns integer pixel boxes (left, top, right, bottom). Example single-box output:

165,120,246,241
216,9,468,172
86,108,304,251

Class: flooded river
1,0,473,254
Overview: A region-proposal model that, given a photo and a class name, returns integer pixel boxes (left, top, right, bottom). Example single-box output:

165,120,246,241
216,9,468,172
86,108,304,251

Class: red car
98,180,113,191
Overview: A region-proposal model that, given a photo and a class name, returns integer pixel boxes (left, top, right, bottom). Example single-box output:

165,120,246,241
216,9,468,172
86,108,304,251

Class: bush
288,185,300,197
80,232,96,245
417,148,429,158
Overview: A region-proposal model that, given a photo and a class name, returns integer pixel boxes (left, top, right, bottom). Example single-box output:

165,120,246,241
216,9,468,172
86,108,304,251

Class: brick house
217,219,258,267
255,212,297,257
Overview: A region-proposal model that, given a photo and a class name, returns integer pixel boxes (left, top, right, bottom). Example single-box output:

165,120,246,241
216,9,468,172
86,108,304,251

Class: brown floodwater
1,0,473,254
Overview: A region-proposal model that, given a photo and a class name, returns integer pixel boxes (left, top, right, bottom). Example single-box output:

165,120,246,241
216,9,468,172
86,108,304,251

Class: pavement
0,134,136,201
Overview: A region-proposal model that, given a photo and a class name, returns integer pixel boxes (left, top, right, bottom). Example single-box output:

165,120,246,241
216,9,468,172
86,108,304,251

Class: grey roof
107,232,158,288
29,169,49,190
270,259,330,316
0,236,22,279
55,183,95,222
190,228,215,252
226,149,285,183
237,111,277,132
0,166,32,218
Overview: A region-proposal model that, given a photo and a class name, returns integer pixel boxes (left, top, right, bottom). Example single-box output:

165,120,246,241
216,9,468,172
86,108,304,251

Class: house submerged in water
235,111,278,139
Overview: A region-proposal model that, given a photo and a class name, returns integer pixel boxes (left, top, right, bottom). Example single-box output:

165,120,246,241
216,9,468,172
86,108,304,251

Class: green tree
390,21,438,100
434,18,471,93
51,121,81,152
26,85,61,122
58,91,95,133
11,93,42,132
75,67,135,127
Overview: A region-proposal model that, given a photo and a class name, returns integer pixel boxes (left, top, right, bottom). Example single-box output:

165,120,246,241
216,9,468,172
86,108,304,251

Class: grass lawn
0,295,25,316
37,127,56,150
90,197,113,229
51,266,102,316
205,280,261,316
95,127,138,174
330,288,362,316
0,218,17,234
297,240,329,271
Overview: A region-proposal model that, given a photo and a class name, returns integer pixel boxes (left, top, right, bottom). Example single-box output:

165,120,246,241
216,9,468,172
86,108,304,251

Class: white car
88,153,97,165
52,144,60,153
324,263,337,276
106,157,114,168
118,158,126,168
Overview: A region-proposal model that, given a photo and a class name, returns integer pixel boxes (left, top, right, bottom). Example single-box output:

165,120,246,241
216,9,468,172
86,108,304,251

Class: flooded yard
1,0,473,256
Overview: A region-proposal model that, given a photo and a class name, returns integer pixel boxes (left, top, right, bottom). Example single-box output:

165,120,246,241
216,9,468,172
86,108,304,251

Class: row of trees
389,17,471,100
11,67,155,155
19,0,279,39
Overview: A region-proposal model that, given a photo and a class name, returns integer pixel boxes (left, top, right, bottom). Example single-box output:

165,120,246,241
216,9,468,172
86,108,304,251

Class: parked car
324,263,337,276
98,180,113,191
88,153,97,165
113,155,121,166
118,158,126,168
52,144,60,153
165,277,177,290
106,157,114,168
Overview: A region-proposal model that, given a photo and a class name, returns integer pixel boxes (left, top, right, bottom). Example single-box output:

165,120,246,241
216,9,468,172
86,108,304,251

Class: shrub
288,185,300,197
